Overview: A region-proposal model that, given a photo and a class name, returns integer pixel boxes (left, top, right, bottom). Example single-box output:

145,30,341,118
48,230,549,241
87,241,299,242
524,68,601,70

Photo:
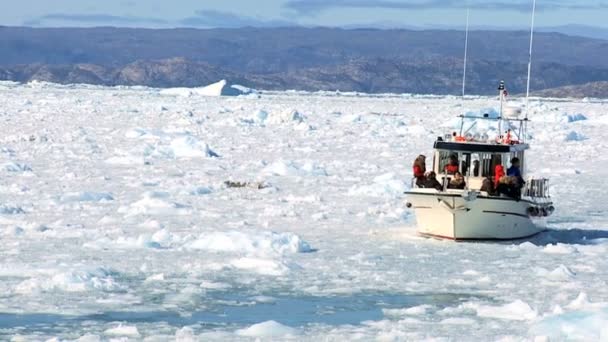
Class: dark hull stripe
482,210,530,219
419,230,545,242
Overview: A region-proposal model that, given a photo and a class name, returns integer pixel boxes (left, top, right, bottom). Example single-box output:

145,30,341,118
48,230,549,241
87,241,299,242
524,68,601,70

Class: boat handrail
524,178,550,198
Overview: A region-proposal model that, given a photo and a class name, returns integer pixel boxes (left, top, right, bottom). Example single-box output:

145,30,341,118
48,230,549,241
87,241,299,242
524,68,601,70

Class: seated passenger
494,164,505,188
445,154,459,174
480,177,495,195
423,171,443,191
496,176,521,200
448,172,466,189
507,157,525,188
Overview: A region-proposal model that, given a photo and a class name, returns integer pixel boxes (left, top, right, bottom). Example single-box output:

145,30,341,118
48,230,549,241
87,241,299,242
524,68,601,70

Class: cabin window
471,153,481,177
460,153,472,176
438,151,459,174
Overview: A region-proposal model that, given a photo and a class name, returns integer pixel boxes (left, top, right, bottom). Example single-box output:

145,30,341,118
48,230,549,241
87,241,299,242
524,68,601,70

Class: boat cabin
431,140,528,191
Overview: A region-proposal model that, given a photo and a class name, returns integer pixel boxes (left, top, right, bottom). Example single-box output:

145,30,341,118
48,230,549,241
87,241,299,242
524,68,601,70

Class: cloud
24,14,168,27
285,0,608,16
179,10,294,28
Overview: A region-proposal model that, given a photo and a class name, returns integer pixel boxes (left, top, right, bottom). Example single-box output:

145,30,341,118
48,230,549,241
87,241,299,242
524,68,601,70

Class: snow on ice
1,81,608,340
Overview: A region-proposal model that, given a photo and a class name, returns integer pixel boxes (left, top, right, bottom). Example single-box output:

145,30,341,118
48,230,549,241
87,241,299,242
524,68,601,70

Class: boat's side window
480,153,491,177
438,151,453,174
461,153,471,176
471,153,480,177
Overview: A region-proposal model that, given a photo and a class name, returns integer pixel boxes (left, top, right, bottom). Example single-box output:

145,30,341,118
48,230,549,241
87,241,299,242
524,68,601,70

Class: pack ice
1,81,608,340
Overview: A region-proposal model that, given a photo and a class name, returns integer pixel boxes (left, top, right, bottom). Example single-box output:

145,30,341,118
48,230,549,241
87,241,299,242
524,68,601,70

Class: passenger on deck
448,172,466,189
507,157,525,188
494,165,505,188
412,155,426,187
480,177,494,195
423,171,443,191
497,176,521,200
445,154,459,174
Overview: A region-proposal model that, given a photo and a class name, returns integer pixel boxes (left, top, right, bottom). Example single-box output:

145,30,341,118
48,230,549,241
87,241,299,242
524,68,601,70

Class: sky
3,0,608,30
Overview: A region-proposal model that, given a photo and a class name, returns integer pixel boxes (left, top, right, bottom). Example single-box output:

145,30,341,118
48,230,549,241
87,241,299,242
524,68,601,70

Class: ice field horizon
1,81,608,340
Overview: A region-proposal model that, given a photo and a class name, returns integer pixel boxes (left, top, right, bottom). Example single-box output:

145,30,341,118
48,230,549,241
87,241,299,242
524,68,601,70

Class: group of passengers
412,154,524,199
413,154,466,191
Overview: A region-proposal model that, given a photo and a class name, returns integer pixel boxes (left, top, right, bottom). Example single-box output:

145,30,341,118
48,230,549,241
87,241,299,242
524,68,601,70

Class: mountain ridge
1,27,608,96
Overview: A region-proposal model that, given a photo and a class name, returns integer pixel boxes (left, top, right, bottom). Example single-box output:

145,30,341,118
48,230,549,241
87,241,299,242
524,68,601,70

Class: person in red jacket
445,154,459,174
413,155,426,187
494,164,505,189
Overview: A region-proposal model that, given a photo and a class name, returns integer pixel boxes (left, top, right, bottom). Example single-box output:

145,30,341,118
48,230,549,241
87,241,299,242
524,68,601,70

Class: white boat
405,83,554,241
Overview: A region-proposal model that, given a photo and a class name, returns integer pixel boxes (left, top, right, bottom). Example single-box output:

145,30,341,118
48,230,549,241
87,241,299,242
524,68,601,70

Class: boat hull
406,190,548,241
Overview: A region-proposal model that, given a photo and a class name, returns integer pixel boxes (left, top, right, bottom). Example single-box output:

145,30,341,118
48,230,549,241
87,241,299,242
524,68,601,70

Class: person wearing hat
413,155,426,187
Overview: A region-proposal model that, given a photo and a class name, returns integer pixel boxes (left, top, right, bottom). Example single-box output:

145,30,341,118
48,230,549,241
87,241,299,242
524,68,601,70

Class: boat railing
524,178,550,198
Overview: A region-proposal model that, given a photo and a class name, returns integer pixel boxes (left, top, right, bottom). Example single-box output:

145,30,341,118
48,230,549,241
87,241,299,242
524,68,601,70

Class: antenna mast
524,0,537,120
462,8,470,99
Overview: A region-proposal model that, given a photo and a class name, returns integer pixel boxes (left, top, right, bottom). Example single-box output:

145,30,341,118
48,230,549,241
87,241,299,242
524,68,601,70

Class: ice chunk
196,80,248,97
187,230,312,255
4,162,32,172
15,268,120,294
104,324,140,338
349,172,406,198
263,160,299,176
472,300,538,321
531,307,608,340
169,136,220,158
236,320,297,337
564,131,587,142
383,305,433,317
175,327,196,342
119,191,191,216
0,205,25,214
542,244,578,254
266,109,305,124
230,257,292,276
59,191,114,203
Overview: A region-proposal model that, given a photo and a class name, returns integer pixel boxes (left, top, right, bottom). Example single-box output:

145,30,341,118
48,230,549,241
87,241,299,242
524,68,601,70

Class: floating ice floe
3,162,32,172
118,191,191,216
143,135,220,159
15,268,120,294
467,300,538,321
236,320,297,337
348,172,406,198
104,324,141,338
0,205,25,215
383,305,433,317
187,230,312,255
262,160,327,177
240,109,309,129
59,191,114,203
160,80,255,97
564,131,587,142
536,111,588,124
531,294,608,341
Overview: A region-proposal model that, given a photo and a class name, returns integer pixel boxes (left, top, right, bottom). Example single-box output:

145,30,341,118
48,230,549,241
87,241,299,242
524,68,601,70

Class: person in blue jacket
507,157,525,188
